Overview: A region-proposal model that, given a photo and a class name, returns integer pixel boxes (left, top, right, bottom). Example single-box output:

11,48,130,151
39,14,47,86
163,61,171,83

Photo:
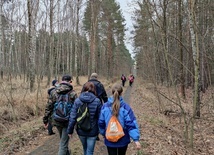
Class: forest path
27,82,133,155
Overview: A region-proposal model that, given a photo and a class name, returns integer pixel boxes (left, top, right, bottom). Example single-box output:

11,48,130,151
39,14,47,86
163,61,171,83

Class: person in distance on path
128,74,135,87
121,74,126,87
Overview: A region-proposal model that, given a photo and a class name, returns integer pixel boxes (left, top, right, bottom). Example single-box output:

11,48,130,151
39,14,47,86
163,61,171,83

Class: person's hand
44,123,48,129
135,141,141,150
68,134,72,139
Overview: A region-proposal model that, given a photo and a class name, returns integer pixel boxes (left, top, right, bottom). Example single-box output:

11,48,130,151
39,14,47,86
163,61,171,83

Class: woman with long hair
98,83,141,155
67,82,102,155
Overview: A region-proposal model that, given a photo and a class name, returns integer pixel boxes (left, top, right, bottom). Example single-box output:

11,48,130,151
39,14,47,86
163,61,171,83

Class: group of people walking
43,73,140,155
121,74,135,87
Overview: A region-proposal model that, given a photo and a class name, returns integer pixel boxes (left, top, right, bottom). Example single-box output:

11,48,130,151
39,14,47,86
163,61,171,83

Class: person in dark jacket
82,73,108,104
43,75,77,155
46,79,59,135
121,74,126,87
83,73,108,141
98,83,141,155
67,82,102,155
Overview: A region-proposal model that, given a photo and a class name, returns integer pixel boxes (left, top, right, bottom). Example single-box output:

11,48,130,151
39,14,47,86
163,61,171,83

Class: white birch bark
188,0,200,148
0,1,3,78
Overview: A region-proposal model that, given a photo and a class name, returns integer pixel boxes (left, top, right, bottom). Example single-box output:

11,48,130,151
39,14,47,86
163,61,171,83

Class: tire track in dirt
28,84,133,155
28,135,59,155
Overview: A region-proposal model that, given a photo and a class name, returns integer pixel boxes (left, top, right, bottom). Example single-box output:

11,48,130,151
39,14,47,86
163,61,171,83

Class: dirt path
26,84,133,155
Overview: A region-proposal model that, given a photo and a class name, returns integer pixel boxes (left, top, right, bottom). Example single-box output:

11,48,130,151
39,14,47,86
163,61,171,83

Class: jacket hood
55,82,73,94
79,92,97,103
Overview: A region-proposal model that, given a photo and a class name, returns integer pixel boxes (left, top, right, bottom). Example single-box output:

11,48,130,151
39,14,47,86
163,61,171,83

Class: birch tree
0,0,3,79
187,0,201,148
75,0,82,85
27,0,39,92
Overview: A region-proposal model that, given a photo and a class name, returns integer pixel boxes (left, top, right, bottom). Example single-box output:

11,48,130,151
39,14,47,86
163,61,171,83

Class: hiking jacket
67,92,102,137
43,82,77,127
87,79,108,103
129,75,135,82
121,76,126,82
98,96,140,147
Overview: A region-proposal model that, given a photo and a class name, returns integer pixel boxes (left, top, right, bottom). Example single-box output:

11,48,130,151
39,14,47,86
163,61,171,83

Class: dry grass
0,75,116,154
129,79,214,155
0,76,111,133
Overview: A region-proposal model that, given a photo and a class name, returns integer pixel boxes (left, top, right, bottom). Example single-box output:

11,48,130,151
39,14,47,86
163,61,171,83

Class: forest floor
1,77,214,155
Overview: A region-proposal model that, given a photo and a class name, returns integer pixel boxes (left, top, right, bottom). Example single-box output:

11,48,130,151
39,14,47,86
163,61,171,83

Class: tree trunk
188,0,201,148
75,0,81,85
178,0,186,98
27,0,36,92
107,21,113,79
47,0,54,86
89,0,99,75
0,1,3,79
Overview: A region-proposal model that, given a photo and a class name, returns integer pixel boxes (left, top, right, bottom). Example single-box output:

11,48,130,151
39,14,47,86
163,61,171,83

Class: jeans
56,126,70,155
48,121,54,134
79,135,97,155
107,145,128,155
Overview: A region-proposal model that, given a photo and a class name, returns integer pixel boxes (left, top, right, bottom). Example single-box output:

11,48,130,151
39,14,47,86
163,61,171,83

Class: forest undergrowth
0,77,214,155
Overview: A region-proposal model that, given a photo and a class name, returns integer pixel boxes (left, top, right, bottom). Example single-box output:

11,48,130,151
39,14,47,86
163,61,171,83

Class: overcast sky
116,0,135,57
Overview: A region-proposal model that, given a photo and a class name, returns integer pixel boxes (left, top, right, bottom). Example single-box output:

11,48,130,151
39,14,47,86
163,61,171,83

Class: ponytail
111,84,123,117
112,90,120,117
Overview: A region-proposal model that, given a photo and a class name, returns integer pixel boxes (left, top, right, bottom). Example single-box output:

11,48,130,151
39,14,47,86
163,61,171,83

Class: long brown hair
81,82,97,96
111,83,123,117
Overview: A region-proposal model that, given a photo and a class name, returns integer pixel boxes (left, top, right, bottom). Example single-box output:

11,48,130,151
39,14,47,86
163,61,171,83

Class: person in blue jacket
67,82,102,155
98,83,141,155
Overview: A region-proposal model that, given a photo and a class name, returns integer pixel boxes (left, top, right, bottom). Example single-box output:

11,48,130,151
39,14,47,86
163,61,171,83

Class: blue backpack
53,93,72,122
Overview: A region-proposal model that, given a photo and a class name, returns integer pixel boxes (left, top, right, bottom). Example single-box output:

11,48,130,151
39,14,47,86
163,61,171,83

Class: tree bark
188,0,201,148
178,0,186,98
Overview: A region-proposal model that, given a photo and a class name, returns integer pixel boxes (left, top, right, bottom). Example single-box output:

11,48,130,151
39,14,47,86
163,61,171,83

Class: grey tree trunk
0,1,3,79
179,0,186,99
75,0,82,85
89,0,99,75
27,0,35,92
28,0,39,92
188,0,201,148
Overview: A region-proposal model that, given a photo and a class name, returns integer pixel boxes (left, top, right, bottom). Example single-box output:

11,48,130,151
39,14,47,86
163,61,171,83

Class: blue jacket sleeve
98,106,106,136
123,104,140,141
67,100,79,134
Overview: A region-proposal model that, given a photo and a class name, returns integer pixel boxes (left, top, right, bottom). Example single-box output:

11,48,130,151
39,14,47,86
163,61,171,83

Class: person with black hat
43,75,77,155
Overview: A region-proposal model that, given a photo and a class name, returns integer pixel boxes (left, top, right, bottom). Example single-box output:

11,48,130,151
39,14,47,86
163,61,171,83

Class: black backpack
76,102,91,131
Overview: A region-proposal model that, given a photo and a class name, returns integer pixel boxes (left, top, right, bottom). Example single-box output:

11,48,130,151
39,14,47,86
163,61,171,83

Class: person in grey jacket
67,82,102,155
